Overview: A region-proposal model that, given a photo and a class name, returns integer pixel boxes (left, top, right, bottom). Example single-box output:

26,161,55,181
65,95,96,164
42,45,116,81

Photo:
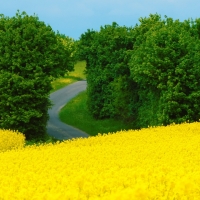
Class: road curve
47,80,90,140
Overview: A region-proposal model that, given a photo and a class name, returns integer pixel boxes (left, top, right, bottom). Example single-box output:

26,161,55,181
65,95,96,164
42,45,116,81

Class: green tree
129,15,200,127
0,11,74,140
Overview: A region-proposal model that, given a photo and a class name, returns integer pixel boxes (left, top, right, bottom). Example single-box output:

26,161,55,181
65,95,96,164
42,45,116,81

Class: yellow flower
0,129,25,152
1,122,200,199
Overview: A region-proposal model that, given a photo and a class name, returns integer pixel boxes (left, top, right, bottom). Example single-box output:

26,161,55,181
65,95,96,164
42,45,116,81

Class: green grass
59,91,133,136
51,60,86,93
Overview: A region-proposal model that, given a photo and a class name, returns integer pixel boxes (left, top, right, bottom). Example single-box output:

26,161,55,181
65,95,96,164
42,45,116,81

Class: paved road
47,80,90,140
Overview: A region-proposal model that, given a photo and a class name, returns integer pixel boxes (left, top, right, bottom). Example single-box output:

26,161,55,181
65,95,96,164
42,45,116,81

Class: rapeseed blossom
0,129,25,152
0,122,200,199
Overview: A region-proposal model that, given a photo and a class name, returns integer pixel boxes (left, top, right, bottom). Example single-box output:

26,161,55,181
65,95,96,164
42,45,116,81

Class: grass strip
59,91,133,136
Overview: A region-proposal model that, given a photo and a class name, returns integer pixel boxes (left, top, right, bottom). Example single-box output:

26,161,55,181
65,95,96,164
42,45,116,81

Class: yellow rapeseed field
0,122,200,199
0,129,25,152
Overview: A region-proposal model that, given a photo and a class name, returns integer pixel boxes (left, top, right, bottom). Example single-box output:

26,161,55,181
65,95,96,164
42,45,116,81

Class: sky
0,0,200,40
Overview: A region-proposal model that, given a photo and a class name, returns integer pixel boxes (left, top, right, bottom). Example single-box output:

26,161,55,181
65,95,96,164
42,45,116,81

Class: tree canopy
0,11,75,139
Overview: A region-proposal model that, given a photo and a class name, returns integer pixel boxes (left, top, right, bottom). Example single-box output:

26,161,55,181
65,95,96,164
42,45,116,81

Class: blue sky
0,0,200,40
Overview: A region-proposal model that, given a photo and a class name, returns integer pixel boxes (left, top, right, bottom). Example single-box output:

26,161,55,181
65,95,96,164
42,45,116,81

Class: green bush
0,11,74,140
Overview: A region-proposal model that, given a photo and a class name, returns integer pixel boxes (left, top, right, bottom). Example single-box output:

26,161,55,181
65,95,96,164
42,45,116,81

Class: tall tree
0,11,75,140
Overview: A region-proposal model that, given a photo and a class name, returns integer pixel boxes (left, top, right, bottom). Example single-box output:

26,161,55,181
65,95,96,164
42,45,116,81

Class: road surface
47,80,89,140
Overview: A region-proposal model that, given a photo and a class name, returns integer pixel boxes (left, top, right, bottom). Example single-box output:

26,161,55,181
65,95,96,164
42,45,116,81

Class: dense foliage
0,11,75,139
129,15,200,127
78,14,200,128
77,23,137,122
1,122,200,199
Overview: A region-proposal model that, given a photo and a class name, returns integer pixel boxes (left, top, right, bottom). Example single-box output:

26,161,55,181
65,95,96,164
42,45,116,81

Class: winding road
47,80,90,140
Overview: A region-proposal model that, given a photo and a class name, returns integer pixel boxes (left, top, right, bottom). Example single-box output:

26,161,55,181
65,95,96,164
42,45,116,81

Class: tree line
0,12,200,140
76,14,200,129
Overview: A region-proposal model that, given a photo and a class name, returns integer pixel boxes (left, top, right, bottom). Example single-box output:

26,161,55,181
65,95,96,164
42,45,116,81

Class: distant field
51,60,86,93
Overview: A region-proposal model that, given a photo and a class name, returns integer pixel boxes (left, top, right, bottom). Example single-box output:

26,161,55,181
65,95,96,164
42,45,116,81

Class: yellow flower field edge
1,122,200,199
0,129,25,152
